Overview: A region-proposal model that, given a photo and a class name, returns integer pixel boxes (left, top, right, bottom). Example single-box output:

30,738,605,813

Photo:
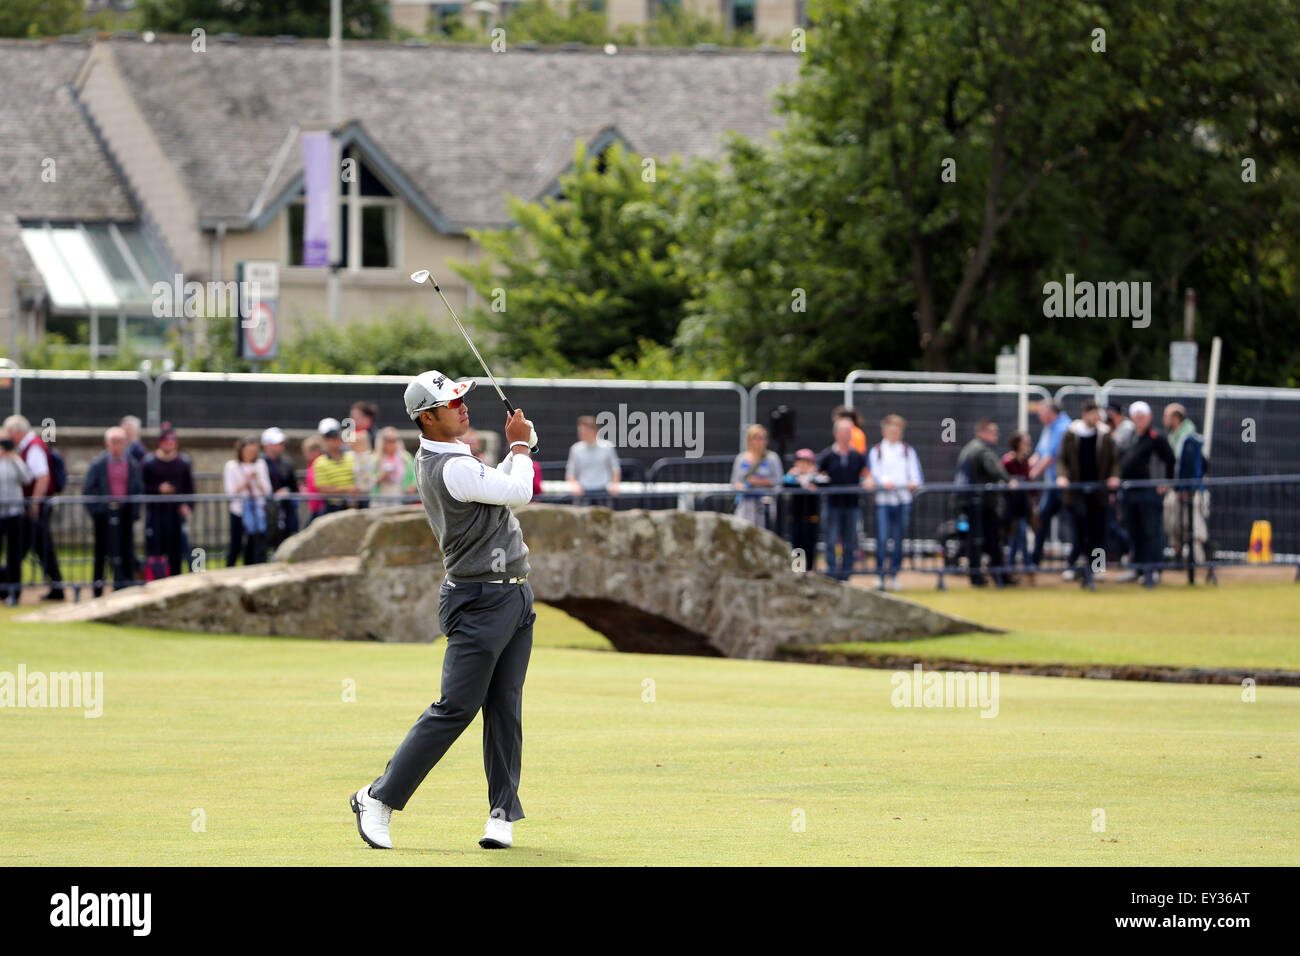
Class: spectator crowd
728,400,1208,591
0,399,490,603
0,392,1213,603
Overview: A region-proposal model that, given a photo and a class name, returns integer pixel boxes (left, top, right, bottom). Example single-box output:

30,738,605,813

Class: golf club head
410,270,431,284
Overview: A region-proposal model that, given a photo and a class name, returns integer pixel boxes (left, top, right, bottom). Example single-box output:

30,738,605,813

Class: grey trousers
370,579,535,821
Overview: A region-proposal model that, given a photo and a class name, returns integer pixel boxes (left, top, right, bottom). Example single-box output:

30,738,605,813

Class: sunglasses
422,396,464,413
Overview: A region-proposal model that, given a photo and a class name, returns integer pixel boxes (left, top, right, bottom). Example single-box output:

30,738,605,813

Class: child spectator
782,448,823,571
302,435,325,524
1001,431,1033,579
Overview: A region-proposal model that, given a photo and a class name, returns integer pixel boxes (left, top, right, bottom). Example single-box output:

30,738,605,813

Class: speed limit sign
244,301,277,358
236,260,279,360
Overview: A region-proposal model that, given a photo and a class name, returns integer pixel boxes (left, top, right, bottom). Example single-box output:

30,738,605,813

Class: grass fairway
827,579,1300,672
2,605,1297,866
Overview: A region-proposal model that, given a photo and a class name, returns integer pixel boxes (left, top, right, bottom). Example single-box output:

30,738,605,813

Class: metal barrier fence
8,475,1293,602
646,455,740,484
0,368,151,429
6,366,1300,481
1056,380,1300,477
752,381,1051,488
530,458,645,483
4,492,421,602
845,368,1101,399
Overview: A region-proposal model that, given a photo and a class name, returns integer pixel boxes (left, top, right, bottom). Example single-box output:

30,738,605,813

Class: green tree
163,309,477,375
272,312,478,376
140,0,390,38
452,142,697,374
636,6,760,48
0,0,81,37
677,0,1300,385
496,0,610,45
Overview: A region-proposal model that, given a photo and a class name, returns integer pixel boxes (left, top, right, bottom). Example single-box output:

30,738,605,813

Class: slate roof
106,36,799,232
0,39,136,284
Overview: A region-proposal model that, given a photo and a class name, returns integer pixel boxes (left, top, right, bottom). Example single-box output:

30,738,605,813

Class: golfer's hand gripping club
505,409,538,454
411,268,539,454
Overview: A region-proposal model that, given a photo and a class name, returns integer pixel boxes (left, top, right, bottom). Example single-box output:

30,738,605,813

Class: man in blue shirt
1028,401,1072,570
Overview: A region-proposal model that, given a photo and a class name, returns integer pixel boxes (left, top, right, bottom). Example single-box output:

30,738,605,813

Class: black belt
444,575,527,587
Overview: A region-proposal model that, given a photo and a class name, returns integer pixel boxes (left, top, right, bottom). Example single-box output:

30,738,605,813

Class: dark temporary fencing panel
1058,381,1300,477
157,374,745,471
753,382,1050,488
3,371,149,430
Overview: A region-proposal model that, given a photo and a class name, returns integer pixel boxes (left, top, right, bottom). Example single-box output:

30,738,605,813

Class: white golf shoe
350,785,393,849
479,816,513,849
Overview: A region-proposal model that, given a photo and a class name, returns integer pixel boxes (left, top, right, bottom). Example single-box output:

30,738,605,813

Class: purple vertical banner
300,131,332,267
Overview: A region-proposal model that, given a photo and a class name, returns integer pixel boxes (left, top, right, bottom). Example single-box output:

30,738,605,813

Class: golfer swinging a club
351,370,537,850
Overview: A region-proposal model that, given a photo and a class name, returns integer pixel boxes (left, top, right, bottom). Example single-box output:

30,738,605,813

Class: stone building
0,34,796,362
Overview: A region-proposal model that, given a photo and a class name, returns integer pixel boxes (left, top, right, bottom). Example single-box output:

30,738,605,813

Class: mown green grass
1,605,1297,865
821,580,1300,671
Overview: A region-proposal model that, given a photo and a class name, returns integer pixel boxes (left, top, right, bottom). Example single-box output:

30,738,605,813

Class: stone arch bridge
24,505,991,659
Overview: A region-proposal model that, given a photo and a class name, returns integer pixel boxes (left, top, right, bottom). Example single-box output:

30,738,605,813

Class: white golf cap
318,417,343,436
261,426,286,445
1128,401,1151,417
404,370,476,421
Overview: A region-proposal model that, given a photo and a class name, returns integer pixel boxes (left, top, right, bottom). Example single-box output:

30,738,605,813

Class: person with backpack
866,414,923,591
0,438,32,605
956,419,1016,587
83,426,144,597
142,423,194,579
4,414,66,601
261,427,300,548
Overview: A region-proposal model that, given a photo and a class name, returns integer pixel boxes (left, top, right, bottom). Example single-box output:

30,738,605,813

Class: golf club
410,269,538,453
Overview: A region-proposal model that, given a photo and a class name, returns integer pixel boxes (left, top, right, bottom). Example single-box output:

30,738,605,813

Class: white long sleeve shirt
418,436,534,508
867,439,924,506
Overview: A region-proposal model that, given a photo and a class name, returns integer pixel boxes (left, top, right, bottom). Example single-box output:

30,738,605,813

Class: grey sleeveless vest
416,449,530,582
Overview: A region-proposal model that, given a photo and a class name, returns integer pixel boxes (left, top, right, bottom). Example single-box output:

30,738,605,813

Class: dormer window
287,147,399,270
